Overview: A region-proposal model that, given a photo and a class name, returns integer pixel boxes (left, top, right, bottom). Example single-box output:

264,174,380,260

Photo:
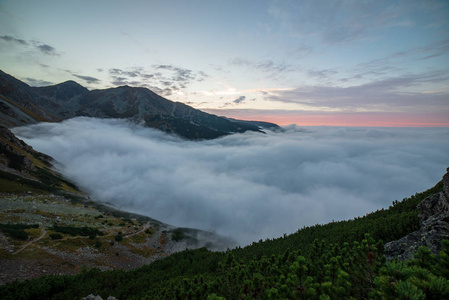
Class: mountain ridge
0,70,280,139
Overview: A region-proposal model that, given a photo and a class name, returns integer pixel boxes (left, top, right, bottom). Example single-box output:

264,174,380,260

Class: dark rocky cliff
385,168,449,260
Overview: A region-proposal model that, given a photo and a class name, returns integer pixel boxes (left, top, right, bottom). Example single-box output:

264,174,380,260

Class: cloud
268,0,448,45
13,118,449,245
107,66,208,97
265,71,449,113
34,43,58,56
23,77,54,87
307,69,338,79
0,35,28,45
233,96,246,104
155,65,172,70
0,35,60,56
154,64,204,82
60,69,101,85
72,74,101,84
110,76,130,86
349,39,449,81
230,57,296,73
109,68,142,77
268,0,375,44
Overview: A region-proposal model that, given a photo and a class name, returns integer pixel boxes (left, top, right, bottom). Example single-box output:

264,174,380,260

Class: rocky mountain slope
0,125,77,194
0,70,279,139
0,72,60,127
385,168,449,260
0,125,235,284
0,192,233,285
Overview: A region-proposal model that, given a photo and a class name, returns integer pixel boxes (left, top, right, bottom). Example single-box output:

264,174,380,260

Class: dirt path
13,228,47,255
123,222,152,238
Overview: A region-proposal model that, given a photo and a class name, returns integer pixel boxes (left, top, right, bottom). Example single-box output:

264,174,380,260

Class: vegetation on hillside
0,223,39,241
0,125,80,194
0,180,446,299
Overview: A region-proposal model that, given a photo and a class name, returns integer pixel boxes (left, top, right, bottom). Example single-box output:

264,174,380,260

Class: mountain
0,125,79,193
225,117,282,131
0,70,279,139
0,125,235,284
0,71,61,127
0,70,245,285
1,170,448,298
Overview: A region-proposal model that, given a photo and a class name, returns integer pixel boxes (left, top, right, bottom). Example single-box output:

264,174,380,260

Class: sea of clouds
13,117,449,245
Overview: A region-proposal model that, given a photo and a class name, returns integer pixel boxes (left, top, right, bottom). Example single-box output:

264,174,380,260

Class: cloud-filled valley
13,118,449,245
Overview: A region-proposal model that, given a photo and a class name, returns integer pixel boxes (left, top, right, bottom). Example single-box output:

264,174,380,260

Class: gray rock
81,295,100,300
385,168,449,260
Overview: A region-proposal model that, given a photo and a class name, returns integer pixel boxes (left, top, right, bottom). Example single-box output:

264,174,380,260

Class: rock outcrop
385,168,449,260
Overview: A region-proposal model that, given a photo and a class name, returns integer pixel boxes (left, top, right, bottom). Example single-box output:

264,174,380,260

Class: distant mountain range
0,70,280,139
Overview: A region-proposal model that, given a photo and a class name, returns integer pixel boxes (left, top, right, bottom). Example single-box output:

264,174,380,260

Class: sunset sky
1,0,448,126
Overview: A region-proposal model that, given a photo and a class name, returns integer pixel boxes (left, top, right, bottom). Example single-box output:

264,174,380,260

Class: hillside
0,70,280,139
0,126,235,285
0,71,60,127
0,126,78,194
1,169,448,299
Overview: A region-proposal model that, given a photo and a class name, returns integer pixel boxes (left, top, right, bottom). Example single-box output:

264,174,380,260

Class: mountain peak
0,71,272,139
51,80,87,91
34,80,88,100
57,80,84,87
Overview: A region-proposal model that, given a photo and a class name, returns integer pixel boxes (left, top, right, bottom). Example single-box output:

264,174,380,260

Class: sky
1,0,448,126
13,118,449,245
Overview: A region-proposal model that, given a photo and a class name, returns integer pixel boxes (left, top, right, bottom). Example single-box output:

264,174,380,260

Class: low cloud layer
13,118,449,245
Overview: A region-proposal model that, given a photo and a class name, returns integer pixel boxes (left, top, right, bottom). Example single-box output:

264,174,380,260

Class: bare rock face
385,168,449,260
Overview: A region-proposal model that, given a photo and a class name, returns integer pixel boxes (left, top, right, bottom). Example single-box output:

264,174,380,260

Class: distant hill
225,117,282,131
0,70,279,139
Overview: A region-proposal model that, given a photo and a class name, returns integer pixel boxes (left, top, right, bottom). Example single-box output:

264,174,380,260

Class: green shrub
0,223,39,240
49,233,63,240
51,225,102,238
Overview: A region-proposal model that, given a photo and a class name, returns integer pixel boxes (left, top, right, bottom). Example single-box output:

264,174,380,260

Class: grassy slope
230,180,444,262
0,124,79,194
0,95,58,127
0,177,444,299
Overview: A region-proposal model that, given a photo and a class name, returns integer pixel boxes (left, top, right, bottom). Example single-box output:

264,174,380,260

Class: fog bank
13,118,449,245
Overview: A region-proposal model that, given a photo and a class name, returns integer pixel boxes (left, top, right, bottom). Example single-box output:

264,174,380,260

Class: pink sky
204,109,449,127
